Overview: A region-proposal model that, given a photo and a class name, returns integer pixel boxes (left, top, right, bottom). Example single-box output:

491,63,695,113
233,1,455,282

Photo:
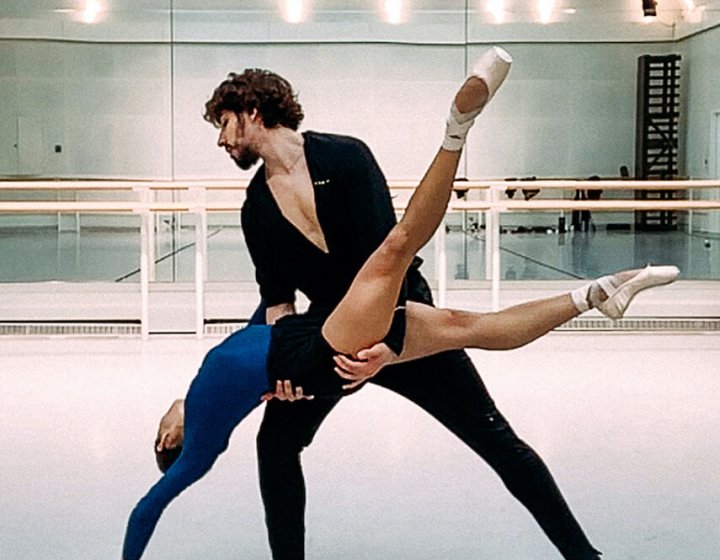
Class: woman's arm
122,448,220,560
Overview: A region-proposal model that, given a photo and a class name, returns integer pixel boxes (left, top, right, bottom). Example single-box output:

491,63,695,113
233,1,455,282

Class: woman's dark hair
154,438,182,473
204,69,304,130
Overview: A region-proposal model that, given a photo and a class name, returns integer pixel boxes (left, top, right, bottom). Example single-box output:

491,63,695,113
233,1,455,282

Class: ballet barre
449,197,720,312
2,178,720,191
1,178,719,337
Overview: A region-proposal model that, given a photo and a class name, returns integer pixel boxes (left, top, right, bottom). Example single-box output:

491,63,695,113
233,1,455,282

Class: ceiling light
283,0,305,24
486,0,506,23
383,0,404,25
537,0,555,24
80,0,102,24
383,0,406,25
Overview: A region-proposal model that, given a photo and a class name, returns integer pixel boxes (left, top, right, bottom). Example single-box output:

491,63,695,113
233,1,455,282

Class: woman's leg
321,148,461,353
322,47,513,354
397,296,579,362
394,264,680,363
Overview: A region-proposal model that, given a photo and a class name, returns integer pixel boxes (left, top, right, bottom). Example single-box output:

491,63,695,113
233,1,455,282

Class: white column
434,220,447,308
135,186,156,282
484,208,494,281
190,187,209,282
195,209,208,339
489,187,502,311
491,208,501,312
139,211,150,339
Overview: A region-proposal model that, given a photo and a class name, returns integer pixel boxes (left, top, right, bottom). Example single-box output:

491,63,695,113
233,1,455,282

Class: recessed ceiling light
283,0,304,24
383,0,405,25
537,0,555,24
487,0,506,24
80,0,102,24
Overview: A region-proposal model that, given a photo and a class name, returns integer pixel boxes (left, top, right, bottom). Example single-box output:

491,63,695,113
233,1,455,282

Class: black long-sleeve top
242,131,429,353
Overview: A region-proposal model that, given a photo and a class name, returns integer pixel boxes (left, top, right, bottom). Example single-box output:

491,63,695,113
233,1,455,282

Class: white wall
176,40,682,237
0,42,18,175
681,25,720,233
177,41,681,182
683,25,720,179
1,39,683,181
465,42,678,180
0,36,690,235
172,42,464,181
0,40,172,179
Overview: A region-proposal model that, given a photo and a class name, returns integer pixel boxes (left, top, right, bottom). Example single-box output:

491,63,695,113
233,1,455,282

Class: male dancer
204,47,602,559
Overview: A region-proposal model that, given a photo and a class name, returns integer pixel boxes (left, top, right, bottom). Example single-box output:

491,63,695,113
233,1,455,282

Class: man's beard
232,148,259,170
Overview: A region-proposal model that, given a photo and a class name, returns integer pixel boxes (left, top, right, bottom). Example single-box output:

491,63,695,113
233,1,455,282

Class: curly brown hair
204,69,304,130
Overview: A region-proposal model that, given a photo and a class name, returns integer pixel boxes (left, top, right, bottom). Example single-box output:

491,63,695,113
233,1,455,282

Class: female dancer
122,48,678,560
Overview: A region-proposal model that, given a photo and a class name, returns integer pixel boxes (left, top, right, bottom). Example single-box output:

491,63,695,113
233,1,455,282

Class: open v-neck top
242,131,400,311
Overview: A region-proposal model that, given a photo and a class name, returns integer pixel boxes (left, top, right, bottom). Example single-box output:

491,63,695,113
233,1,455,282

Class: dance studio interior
1,1,719,559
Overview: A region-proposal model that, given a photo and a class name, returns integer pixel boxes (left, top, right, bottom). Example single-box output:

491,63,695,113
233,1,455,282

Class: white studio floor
1,332,718,560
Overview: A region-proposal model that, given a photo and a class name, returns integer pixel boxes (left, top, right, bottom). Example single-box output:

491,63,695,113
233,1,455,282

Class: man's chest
267,165,330,254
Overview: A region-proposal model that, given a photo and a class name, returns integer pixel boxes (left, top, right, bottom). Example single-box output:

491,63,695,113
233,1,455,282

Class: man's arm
261,303,318,401
242,184,316,401
241,198,297,308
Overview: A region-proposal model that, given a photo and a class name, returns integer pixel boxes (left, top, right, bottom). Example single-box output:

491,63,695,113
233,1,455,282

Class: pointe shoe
452,46,513,121
596,265,680,320
443,46,512,151
471,46,513,106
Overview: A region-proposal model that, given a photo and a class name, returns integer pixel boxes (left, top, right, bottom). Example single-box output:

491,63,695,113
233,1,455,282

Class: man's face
217,110,260,170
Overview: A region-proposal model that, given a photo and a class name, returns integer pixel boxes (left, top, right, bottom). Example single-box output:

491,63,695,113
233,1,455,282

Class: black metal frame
634,54,682,231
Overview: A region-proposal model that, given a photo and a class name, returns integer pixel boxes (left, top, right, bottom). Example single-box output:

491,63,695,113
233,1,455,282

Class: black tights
256,349,601,560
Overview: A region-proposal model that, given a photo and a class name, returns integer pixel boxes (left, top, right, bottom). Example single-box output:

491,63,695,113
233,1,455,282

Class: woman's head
154,399,185,473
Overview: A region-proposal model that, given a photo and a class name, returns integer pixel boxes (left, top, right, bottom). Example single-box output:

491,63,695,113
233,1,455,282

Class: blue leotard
122,325,272,560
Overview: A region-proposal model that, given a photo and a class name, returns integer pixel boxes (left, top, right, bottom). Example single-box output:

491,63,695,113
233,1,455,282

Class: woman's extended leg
391,265,680,363
322,47,513,354
398,295,579,361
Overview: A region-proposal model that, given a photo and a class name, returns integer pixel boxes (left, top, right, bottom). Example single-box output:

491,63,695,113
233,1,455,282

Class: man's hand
333,342,398,390
262,380,314,402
